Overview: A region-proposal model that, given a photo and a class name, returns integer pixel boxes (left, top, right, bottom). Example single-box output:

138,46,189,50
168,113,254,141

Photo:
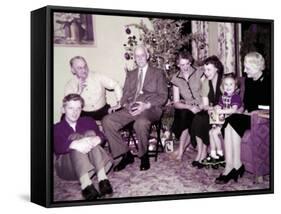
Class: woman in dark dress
170,51,203,160
215,52,270,184
190,56,224,168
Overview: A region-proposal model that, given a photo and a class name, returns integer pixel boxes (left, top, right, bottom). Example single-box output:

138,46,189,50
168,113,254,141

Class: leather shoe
215,168,238,184
81,184,100,200
236,164,245,178
99,179,113,195
140,153,150,171
191,160,199,167
114,151,134,171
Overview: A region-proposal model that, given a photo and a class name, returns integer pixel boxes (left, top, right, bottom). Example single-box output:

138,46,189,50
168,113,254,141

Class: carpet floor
54,146,270,202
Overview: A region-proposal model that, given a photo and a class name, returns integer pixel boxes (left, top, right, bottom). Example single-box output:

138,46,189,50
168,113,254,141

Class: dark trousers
102,107,162,158
81,104,110,121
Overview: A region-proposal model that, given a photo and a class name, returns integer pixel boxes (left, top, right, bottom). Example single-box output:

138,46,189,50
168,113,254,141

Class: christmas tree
123,18,206,80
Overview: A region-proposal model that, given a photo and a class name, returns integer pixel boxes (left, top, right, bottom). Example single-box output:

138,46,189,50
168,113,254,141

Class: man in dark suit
102,45,168,171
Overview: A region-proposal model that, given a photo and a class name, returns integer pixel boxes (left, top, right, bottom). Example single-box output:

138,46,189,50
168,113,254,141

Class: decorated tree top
123,18,196,80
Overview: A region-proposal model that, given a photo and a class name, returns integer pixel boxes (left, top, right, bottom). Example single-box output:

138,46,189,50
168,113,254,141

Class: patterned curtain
191,21,209,62
217,23,236,74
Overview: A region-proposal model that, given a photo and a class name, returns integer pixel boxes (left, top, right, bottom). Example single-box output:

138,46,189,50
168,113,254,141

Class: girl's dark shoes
217,154,225,162
197,162,205,169
191,160,199,167
191,160,204,169
215,168,238,184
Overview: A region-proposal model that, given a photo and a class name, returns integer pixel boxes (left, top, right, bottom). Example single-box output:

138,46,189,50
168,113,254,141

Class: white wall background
0,0,279,213
54,15,152,122
53,17,235,122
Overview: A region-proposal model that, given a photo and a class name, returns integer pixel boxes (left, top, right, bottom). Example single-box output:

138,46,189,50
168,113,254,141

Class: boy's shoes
99,179,113,196
82,184,100,200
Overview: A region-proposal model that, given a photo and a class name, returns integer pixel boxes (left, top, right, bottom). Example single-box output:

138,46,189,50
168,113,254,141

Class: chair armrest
249,113,270,143
251,112,269,127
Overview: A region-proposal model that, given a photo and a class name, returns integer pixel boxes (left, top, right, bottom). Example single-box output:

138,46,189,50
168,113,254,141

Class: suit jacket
120,65,168,113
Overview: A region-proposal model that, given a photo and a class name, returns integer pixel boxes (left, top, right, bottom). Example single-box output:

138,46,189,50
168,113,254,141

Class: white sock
217,150,223,157
79,173,92,190
97,167,108,182
210,150,219,159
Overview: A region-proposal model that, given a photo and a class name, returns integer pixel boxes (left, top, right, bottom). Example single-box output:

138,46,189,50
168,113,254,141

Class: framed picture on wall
31,5,274,208
53,12,95,46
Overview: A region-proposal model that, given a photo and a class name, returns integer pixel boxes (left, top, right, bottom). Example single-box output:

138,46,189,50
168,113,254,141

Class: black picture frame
31,5,274,208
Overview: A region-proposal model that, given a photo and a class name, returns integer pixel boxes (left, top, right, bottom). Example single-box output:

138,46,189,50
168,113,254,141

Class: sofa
241,112,270,182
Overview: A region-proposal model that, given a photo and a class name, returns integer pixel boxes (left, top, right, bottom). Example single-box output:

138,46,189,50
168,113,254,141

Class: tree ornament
124,52,130,60
125,27,131,34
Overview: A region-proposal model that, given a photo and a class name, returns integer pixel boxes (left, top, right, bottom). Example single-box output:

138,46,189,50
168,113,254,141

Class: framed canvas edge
31,5,274,208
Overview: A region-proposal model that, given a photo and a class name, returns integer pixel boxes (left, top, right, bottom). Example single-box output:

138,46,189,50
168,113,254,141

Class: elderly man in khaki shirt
65,56,122,121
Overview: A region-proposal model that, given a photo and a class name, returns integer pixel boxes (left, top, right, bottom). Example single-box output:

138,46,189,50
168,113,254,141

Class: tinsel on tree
123,18,207,80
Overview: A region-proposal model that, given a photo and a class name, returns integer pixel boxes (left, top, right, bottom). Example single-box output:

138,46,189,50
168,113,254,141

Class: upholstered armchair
241,112,270,182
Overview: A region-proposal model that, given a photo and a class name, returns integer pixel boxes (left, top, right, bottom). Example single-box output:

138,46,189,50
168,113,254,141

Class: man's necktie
134,68,143,101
